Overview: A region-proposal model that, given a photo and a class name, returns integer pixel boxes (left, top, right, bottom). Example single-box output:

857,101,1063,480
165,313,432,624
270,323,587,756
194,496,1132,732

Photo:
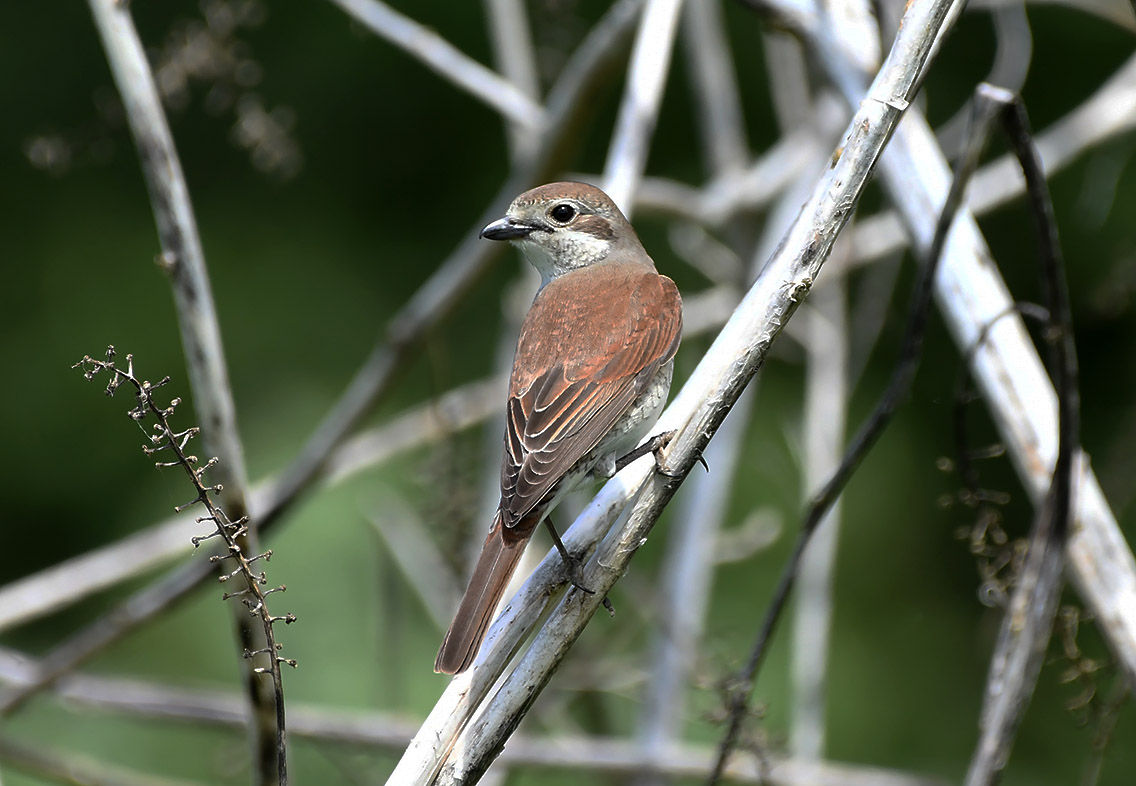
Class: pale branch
791,255,848,759
821,0,881,74
0,646,944,786
404,1,964,782
4,0,646,717
0,731,209,786
84,0,250,506
367,496,462,632
602,0,687,213
637,383,758,780
82,1,274,779
763,31,812,134
326,0,544,131
963,85,1081,786
680,0,749,176
483,0,541,163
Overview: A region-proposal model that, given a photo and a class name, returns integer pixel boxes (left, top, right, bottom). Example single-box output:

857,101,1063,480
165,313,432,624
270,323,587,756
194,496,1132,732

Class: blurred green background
1,1,1134,784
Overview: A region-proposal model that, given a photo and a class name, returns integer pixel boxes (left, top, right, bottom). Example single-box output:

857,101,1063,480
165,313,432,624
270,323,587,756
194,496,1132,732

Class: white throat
518,229,611,288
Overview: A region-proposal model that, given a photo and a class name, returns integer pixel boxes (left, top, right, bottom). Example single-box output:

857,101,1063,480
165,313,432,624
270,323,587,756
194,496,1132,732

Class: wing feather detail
499,265,682,527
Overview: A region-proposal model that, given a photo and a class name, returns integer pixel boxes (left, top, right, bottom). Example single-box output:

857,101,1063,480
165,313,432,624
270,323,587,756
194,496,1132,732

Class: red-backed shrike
434,182,683,674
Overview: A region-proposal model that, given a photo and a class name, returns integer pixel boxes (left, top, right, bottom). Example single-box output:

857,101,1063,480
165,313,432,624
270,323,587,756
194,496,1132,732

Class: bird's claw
617,430,708,479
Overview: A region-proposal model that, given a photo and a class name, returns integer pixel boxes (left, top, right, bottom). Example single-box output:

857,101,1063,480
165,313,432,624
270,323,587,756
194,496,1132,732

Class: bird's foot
542,516,595,595
615,430,707,478
615,430,674,474
562,552,596,596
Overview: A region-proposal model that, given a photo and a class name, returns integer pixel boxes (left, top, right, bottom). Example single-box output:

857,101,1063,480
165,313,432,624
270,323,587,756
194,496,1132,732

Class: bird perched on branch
435,181,683,675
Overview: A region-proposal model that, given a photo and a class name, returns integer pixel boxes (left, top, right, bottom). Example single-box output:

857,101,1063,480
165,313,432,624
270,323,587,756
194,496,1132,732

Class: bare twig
963,85,1080,786
327,0,544,131
791,260,848,759
934,1,1032,158
602,0,687,212
681,0,749,175
64,349,294,785
398,2,963,782
81,1,274,779
483,0,541,163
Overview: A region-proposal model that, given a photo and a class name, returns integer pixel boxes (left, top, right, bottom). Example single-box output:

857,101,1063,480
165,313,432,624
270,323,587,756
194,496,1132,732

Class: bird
434,181,683,675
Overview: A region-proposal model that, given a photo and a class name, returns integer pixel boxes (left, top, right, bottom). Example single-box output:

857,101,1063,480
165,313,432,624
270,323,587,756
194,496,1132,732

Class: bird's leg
542,516,596,596
613,430,708,478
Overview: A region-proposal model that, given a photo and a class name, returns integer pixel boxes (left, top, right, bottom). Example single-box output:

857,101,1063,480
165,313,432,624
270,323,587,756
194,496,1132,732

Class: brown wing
499,264,682,529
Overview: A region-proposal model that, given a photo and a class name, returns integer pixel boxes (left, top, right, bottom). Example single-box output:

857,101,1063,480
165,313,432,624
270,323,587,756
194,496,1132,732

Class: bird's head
480,182,648,286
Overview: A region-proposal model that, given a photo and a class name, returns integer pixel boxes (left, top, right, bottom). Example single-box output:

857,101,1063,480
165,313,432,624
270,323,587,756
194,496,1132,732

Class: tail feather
434,515,532,674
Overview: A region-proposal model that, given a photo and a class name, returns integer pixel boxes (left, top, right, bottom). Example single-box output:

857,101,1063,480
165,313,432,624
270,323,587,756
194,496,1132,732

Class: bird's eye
549,203,577,224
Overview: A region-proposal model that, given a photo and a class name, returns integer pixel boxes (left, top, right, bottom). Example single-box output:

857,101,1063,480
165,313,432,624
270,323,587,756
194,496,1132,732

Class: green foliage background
1,1,1134,784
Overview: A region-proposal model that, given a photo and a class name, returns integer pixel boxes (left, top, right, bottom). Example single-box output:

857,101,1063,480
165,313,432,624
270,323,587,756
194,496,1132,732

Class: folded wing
499,265,682,532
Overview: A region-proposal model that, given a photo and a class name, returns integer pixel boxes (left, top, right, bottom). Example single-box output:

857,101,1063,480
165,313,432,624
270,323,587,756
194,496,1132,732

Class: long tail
435,514,535,674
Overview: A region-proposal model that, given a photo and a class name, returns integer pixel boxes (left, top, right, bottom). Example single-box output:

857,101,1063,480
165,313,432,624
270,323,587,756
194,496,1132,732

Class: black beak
480,216,537,241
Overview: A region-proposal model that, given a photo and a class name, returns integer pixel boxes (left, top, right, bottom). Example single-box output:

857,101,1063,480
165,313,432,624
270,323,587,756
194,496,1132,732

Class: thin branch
9,0,645,717
934,1,1032,158
963,85,1081,786
58,350,294,786
0,647,945,786
681,0,749,175
483,0,541,163
603,0,688,213
83,0,272,779
414,2,963,782
367,495,461,632
791,258,848,759
327,0,544,131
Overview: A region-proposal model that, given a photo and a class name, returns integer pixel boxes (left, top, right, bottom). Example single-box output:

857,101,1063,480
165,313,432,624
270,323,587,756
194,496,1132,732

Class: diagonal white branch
602,0,688,214
327,0,544,131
